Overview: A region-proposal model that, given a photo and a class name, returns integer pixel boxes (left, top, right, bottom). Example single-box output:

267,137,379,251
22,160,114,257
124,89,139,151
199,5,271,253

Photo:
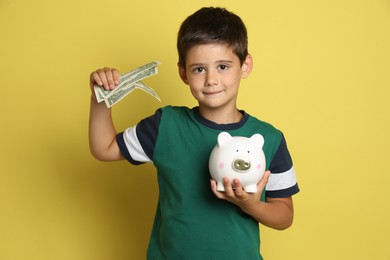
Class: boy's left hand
210,171,270,208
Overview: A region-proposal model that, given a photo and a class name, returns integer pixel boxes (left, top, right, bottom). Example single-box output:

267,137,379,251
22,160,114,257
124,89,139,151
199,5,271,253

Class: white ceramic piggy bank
209,132,266,193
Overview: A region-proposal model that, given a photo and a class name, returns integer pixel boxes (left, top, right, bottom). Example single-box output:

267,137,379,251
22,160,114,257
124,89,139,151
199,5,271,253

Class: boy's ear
178,63,189,85
241,54,253,79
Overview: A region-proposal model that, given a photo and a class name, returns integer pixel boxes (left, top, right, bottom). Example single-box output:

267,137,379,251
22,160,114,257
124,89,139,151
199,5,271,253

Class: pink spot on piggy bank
209,132,266,193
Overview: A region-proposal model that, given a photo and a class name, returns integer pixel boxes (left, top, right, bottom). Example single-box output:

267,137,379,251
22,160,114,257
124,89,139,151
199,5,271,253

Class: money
104,81,161,108
94,61,161,108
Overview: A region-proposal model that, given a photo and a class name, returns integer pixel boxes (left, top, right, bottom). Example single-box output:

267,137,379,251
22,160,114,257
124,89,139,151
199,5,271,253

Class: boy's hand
89,67,121,93
211,171,294,229
210,171,270,209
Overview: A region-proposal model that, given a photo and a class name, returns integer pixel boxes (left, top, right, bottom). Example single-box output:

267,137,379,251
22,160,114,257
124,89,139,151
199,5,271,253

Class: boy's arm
89,68,124,161
210,171,294,230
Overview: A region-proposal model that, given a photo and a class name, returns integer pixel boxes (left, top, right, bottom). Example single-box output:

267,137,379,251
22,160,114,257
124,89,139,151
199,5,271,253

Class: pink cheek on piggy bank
219,162,225,169
257,164,261,170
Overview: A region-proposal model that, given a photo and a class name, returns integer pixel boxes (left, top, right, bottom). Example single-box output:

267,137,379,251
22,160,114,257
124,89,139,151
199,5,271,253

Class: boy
89,7,299,259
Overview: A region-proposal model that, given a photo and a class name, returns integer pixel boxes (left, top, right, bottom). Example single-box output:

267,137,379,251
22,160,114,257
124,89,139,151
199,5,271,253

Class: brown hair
177,7,248,68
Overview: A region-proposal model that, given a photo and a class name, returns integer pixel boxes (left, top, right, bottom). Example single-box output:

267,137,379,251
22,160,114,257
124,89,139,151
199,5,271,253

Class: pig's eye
247,151,250,153
236,149,239,152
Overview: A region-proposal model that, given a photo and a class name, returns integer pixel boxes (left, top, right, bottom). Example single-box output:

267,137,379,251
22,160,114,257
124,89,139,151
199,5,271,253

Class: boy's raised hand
90,67,121,92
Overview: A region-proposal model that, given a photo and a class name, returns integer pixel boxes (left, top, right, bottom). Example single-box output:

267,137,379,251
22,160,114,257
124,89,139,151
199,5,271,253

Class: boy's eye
218,64,229,70
193,67,205,73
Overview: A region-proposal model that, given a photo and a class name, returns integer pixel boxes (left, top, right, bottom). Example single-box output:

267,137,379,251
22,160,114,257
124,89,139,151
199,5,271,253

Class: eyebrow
188,60,234,68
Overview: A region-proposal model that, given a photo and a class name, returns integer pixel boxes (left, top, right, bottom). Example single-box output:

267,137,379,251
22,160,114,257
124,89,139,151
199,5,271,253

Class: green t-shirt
117,106,299,259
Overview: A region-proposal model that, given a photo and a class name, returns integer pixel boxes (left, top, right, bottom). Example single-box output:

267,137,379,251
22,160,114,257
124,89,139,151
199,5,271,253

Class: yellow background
1,0,389,259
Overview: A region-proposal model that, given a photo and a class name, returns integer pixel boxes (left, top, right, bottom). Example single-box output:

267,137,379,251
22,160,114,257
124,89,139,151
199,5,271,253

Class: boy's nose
205,71,218,86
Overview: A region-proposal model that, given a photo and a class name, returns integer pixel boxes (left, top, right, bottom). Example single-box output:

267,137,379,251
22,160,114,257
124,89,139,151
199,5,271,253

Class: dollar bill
106,66,158,99
132,81,161,101
93,61,161,107
104,81,161,108
94,86,106,103
120,61,160,85
96,61,160,100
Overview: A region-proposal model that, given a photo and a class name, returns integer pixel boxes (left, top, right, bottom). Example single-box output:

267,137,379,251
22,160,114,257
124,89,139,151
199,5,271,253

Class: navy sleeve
135,109,162,160
116,109,162,164
266,133,300,198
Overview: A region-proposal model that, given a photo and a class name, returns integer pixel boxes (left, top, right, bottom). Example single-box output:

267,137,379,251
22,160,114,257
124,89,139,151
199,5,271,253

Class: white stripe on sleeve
123,126,151,163
266,166,297,191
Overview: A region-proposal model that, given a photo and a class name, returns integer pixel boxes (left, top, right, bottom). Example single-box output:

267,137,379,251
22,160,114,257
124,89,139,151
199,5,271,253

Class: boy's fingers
90,71,102,87
94,69,108,89
102,67,117,90
91,67,120,90
232,179,244,197
112,69,121,85
210,179,225,199
223,177,235,197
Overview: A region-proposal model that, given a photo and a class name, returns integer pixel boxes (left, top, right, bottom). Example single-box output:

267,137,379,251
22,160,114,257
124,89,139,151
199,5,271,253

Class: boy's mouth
203,90,224,95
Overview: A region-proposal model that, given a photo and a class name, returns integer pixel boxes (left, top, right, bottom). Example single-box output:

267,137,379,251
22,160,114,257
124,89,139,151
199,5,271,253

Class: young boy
89,7,299,259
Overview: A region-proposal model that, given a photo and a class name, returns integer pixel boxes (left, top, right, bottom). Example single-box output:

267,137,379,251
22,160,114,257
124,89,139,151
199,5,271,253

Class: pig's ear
218,132,232,146
251,134,264,148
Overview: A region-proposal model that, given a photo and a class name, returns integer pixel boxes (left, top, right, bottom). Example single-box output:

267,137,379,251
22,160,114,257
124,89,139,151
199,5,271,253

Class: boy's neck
198,106,243,125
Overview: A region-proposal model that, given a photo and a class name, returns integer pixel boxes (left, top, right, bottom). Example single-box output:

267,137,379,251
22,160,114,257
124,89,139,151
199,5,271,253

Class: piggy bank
209,132,266,193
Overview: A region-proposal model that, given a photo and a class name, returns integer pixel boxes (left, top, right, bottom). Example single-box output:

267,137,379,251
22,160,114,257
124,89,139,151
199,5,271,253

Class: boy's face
179,44,252,113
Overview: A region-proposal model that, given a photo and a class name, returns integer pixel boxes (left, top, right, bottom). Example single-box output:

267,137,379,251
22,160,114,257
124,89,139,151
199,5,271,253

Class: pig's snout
232,158,251,172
